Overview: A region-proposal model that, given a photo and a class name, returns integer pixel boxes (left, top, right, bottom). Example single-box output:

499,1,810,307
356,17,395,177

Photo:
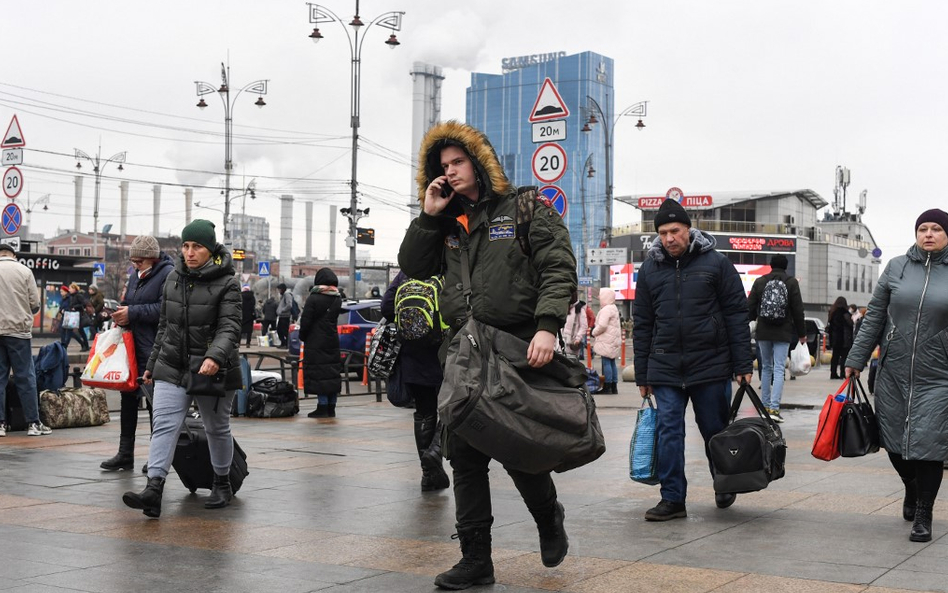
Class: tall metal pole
307,2,404,298
74,147,126,261
195,64,268,247
579,154,594,277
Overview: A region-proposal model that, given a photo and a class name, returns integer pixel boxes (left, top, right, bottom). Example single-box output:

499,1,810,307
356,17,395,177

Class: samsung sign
502,52,567,72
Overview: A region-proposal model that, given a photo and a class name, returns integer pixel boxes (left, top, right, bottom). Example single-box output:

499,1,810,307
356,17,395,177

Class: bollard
362,329,373,386
620,330,626,367
297,342,305,390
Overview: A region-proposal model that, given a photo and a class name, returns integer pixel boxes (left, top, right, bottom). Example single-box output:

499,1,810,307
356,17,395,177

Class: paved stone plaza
1,368,946,593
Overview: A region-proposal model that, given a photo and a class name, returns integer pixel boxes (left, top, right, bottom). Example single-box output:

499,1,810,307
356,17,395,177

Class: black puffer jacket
300,268,342,395
633,229,753,387
746,268,806,343
146,246,242,390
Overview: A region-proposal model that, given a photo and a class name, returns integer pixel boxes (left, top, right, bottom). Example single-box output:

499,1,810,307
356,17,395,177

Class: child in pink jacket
592,288,622,393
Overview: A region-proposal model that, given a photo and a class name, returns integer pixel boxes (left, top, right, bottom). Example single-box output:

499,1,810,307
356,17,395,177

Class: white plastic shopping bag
80,327,139,391
789,342,812,377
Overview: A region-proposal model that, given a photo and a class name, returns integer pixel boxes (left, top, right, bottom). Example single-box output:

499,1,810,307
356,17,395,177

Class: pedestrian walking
240,285,256,347
300,268,342,418
592,287,621,393
746,254,807,421
123,220,241,518
260,294,278,341
0,241,53,437
632,198,753,521
100,235,174,471
275,283,293,348
399,120,576,589
561,290,588,360
845,208,948,543
381,271,450,491
59,283,90,352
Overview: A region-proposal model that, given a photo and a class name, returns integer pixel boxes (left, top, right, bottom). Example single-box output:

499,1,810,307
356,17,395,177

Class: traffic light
356,227,375,245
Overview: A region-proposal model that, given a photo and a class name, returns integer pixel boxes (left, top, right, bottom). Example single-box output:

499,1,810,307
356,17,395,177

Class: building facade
467,51,614,277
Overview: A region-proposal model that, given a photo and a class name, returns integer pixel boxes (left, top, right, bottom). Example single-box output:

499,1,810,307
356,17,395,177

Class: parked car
338,299,383,372
804,317,826,358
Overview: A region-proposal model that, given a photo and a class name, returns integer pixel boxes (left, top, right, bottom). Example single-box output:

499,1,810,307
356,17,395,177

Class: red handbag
811,378,850,461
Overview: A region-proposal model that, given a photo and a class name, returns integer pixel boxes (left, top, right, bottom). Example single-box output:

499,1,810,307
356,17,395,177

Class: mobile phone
440,180,452,198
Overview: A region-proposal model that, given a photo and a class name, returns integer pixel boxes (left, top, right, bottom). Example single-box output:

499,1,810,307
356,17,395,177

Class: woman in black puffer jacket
300,268,342,418
122,220,242,519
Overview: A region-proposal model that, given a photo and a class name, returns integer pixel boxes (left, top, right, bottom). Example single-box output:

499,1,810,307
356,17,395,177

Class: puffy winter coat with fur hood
397,120,577,343
592,288,622,359
633,229,752,387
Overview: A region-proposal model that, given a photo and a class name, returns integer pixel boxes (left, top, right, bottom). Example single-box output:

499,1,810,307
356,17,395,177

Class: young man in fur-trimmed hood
398,120,577,590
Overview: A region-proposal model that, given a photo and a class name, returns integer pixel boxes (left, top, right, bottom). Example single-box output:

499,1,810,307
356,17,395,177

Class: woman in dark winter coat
846,208,948,543
100,236,174,472
827,296,853,379
380,271,449,491
59,283,90,351
240,285,256,347
300,268,342,418
123,220,241,518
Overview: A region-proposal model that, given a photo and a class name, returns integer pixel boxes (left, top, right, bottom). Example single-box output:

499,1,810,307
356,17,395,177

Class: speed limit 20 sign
3,166,23,199
531,143,567,184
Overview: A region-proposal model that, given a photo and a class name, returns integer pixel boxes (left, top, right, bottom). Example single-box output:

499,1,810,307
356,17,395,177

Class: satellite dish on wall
858,247,869,258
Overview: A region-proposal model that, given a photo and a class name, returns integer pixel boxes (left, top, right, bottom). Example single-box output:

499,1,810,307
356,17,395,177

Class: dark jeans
276,317,290,347
119,387,153,438
407,383,438,417
60,327,89,350
888,452,944,504
652,380,731,504
448,431,557,532
0,336,41,425
240,321,254,346
260,319,276,336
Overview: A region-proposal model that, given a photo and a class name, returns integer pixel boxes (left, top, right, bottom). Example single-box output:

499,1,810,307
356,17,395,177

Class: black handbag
709,383,786,494
838,378,879,457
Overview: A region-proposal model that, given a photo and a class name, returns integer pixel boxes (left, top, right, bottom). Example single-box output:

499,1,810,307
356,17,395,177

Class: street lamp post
74,146,126,260
582,97,647,246
194,63,268,247
579,155,595,278
306,1,404,297
24,192,50,233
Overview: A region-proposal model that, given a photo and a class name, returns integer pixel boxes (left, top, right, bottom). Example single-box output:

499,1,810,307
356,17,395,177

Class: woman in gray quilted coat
846,208,948,543
122,220,242,518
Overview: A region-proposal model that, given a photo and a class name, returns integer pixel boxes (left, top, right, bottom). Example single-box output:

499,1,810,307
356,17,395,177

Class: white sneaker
0,424,6,437
27,422,52,436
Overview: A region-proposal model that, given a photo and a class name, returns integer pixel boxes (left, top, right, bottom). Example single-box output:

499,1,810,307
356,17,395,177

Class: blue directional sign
1,202,22,235
92,263,106,278
578,275,595,287
538,185,567,218
257,261,271,277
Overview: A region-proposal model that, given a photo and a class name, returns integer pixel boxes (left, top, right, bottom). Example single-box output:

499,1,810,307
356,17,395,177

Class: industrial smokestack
409,62,444,220
73,175,83,233
280,195,293,280
305,201,313,263
119,181,129,240
152,185,161,237
184,188,193,225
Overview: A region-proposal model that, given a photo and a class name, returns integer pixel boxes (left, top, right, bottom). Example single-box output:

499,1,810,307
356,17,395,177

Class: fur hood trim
647,228,717,263
415,120,512,206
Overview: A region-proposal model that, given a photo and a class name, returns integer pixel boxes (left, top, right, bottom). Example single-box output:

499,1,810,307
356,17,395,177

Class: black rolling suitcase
172,418,249,493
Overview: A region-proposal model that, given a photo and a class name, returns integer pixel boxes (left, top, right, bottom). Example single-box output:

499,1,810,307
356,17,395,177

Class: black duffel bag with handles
709,382,786,494
438,318,606,474
247,378,299,418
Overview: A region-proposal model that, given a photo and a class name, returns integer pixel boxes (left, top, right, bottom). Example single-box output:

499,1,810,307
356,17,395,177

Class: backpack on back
394,276,448,344
290,296,301,321
758,277,789,324
34,342,69,393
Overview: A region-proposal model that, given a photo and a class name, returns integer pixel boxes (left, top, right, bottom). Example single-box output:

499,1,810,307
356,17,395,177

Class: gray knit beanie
129,235,160,259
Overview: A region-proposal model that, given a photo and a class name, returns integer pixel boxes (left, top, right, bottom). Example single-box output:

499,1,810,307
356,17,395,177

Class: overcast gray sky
3,0,945,270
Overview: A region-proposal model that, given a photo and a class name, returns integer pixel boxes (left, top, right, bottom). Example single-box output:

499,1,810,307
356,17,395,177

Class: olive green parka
397,120,577,342
146,246,243,390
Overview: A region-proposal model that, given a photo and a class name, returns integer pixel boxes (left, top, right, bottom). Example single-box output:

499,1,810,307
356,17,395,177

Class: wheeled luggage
39,387,110,429
709,383,786,494
232,356,252,417
172,417,249,494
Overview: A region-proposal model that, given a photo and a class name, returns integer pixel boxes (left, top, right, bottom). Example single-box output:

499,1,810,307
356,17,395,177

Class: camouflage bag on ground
39,387,110,429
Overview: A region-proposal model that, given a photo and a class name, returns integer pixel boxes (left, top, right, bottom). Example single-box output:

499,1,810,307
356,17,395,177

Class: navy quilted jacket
633,230,753,387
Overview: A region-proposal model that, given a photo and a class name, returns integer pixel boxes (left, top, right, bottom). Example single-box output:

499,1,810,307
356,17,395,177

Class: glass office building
467,51,614,278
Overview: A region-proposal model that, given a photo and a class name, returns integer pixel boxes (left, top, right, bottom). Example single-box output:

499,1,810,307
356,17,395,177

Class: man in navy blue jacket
633,199,753,521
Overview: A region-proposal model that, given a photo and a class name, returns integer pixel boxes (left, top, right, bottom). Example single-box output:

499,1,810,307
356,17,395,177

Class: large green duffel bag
438,318,606,474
